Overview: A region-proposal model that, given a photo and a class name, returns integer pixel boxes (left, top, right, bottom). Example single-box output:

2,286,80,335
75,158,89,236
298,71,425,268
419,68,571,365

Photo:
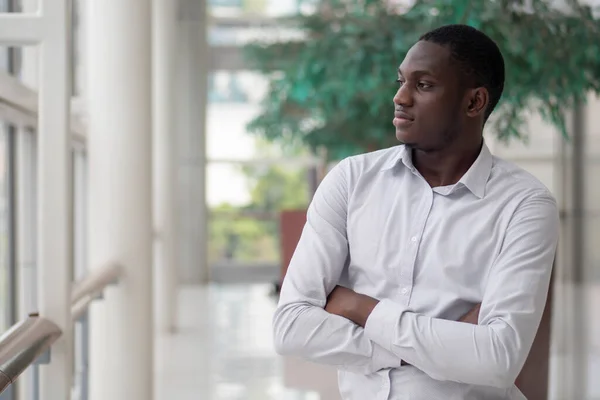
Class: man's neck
412,139,483,188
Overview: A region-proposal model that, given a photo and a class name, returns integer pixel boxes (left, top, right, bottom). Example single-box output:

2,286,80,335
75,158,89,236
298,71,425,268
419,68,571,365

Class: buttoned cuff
364,299,405,353
370,341,402,371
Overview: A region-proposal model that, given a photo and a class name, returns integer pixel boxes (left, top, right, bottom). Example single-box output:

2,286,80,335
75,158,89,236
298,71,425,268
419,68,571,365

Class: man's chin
395,129,418,146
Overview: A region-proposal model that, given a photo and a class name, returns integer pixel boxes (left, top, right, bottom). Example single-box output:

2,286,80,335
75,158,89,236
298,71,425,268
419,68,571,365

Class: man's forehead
399,40,452,74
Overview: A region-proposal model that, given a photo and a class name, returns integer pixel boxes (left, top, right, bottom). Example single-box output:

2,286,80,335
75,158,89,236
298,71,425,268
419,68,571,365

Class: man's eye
418,82,432,89
396,79,404,86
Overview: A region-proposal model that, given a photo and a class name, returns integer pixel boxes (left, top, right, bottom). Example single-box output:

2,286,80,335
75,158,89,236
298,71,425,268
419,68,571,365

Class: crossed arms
272,159,560,388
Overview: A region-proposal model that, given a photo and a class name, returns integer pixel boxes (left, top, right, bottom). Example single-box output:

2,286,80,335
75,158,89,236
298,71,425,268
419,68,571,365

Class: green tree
245,0,600,160
208,162,310,264
243,163,310,212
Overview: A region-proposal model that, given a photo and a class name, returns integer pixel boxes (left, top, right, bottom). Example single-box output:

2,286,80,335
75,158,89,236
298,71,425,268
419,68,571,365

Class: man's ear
466,87,489,118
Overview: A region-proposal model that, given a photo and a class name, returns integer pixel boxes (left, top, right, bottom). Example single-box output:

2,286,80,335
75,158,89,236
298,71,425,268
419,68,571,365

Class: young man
273,24,559,400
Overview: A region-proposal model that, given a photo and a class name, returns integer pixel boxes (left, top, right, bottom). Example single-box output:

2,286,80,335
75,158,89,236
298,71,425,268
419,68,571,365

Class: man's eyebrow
397,67,435,76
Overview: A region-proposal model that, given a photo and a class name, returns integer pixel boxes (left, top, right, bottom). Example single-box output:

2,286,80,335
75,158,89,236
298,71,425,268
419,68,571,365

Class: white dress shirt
273,143,559,400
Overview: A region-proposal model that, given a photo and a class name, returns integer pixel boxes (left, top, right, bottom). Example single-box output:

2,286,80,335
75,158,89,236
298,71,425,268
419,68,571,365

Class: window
206,70,316,279
208,162,310,267
209,0,305,17
0,126,10,332
0,0,21,336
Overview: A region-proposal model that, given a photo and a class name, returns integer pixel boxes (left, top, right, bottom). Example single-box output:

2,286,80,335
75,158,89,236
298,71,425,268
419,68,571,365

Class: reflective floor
154,284,334,400
155,284,600,400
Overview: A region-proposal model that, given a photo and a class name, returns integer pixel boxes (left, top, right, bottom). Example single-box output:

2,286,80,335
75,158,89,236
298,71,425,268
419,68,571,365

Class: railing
0,55,112,399
0,315,61,390
0,263,123,395
71,264,122,320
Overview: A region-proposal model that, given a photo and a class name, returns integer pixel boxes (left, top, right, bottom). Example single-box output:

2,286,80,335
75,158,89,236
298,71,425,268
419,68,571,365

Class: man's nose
393,85,413,107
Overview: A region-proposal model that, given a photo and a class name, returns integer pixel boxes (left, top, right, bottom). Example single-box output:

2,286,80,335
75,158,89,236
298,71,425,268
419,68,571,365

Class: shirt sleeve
363,192,559,387
273,158,402,375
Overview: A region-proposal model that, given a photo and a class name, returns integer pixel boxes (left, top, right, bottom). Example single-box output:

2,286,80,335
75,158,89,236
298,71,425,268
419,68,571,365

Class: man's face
393,40,467,151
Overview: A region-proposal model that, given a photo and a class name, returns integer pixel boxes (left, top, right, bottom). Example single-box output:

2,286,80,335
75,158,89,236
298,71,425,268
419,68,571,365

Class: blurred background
0,0,598,399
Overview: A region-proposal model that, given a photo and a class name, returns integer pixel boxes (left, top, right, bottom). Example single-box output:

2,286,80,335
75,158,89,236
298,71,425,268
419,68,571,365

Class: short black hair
420,24,505,121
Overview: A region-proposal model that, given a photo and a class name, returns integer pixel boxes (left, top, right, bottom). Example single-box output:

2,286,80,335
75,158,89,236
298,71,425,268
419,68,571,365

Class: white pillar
152,0,178,332
38,0,74,398
16,2,39,400
176,0,209,284
86,0,154,399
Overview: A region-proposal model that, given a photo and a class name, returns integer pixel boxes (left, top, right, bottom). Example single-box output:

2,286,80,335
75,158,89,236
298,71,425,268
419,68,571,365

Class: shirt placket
398,187,434,304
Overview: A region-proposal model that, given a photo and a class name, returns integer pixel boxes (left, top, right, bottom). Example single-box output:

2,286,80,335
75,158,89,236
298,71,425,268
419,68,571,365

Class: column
176,0,209,284
86,0,154,399
153,0,178,332
38,0,73,397
17,2,39,399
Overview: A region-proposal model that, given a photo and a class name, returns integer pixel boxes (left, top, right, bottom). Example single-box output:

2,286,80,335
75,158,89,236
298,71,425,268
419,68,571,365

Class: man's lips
394,111,414,120
393,110,414,128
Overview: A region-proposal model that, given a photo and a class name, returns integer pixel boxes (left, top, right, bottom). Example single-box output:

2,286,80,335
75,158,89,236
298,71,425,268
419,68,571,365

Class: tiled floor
155,283,600,400
154,284,333,400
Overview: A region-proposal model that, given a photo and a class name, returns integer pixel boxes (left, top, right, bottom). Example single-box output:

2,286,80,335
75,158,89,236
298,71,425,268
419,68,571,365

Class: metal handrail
0,315,61,393
0,263,123,394
71,263,123,320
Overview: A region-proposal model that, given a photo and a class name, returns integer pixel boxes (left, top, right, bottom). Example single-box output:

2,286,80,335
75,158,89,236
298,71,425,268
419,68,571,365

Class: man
273,24,559,400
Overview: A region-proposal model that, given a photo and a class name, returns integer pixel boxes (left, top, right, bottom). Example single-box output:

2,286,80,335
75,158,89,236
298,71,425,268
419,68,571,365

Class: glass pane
0,0,33,13
72,149,87,279
208,25,305,46
0,125,9,332
71,0,83,97
71,149,88,396
208,211,280,265
207,162,311,266
0,45,21,77
209,70,268,104
208,0,308,17
15,128,38,400
207,71,267,161
0,45,10,73
207,71,270,161
208,70,314,161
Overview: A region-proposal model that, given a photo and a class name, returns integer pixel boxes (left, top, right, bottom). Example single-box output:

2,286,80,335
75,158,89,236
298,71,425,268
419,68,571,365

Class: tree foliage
244,0,600,160
208,164,310,264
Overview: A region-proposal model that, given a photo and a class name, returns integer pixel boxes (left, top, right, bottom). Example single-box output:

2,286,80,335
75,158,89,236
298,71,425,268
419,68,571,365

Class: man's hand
325,285,379,328
324,285,357,316
459,303,481,325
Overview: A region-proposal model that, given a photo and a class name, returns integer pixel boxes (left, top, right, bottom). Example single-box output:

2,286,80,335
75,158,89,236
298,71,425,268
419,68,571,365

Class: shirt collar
380,145,414,172
457,142,493,199
379,142,493,199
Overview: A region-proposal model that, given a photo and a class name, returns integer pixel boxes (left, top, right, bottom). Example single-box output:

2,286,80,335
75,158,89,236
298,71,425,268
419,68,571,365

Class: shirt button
411,236,418,242
401,288,409,294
